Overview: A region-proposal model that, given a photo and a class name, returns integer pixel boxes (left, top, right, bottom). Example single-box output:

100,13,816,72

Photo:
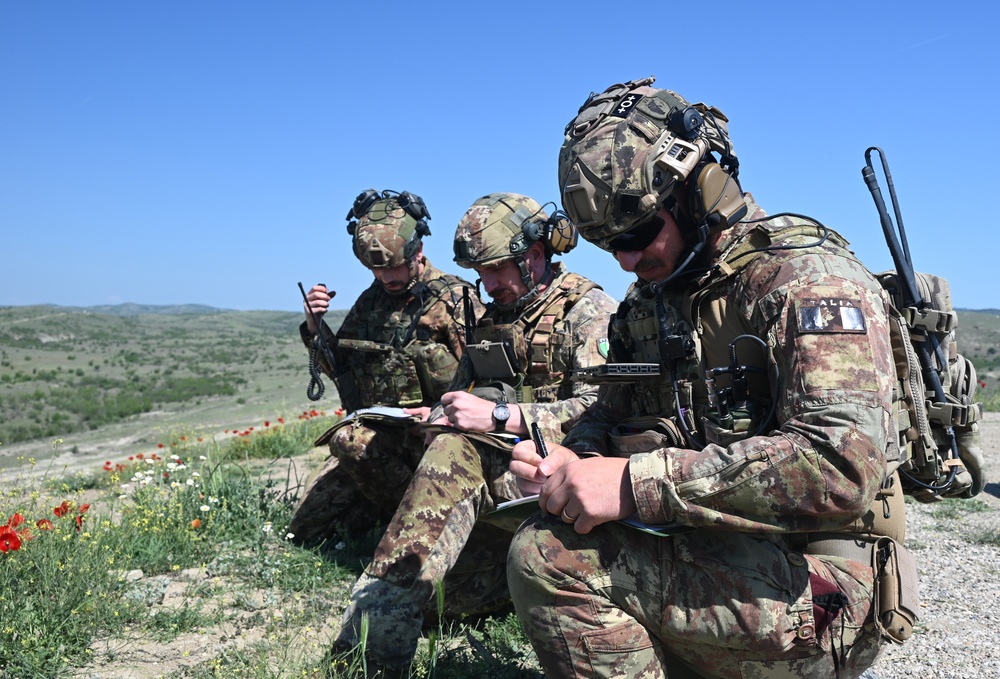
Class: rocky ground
869,412,1000,678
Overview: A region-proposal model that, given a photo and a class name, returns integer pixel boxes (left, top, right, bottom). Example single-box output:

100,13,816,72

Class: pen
530,422,549,459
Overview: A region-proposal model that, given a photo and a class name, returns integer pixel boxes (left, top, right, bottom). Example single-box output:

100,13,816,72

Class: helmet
453,192,577,309
346,189,431,269
453,193,578,268
558,76,744,252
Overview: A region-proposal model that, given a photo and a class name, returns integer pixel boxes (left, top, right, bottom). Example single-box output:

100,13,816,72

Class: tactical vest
334,275,469,412
607,217,910,543
467,271,597,405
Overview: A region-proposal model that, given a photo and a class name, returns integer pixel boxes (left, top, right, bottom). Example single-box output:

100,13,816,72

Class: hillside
2,303,997,462
0,304,349,459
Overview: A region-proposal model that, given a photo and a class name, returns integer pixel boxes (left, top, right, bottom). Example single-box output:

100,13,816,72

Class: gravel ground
868,412,1000,678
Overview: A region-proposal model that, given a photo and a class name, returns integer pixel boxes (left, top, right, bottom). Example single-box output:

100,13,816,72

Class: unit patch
796,298,867,334
597,338,610,359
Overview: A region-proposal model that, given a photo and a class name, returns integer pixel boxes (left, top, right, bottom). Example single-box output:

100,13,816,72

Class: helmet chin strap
487,256,552,312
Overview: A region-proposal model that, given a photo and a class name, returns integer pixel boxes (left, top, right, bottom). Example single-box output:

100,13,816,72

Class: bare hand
403,406,432,422
304,284,335,333
510,439,579,495
539,456,637,535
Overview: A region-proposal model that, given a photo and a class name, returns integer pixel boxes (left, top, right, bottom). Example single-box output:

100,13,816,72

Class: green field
3,304,998,454
0,304,348,457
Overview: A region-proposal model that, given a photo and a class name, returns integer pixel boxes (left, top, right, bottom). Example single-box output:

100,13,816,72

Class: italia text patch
796,298,867,334
611,93,644,118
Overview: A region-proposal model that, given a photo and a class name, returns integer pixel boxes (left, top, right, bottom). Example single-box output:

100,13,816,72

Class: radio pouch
872,537,920,643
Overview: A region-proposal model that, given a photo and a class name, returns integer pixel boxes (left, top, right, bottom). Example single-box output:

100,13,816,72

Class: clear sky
3,2,997,313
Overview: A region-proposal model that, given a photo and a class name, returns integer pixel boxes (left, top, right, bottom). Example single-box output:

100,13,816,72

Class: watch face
493,402,510,421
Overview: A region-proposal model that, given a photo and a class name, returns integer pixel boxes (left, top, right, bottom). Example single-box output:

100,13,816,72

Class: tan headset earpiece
687,161,747,232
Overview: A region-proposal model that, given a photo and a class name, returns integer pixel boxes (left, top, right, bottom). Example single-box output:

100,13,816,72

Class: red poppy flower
78,504,91,515
190,518,201,529
157,443,165,449
6,513,25,529
53,501,70,517
0,527,21,553
36,519,54,531
277,418,284,424
264,421,270,427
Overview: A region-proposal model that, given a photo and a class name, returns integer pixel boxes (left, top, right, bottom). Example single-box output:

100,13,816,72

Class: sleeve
628,254,897,534
519,288,619,443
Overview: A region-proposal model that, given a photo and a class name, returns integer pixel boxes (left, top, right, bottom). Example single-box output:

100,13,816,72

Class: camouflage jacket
300,258,483,411
563,196,897,535
448,264,617,443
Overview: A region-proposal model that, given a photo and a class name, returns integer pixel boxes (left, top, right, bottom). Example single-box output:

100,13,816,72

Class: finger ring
560,509,579,524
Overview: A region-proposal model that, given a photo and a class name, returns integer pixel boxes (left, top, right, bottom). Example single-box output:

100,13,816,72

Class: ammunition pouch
405,340,460,404
337,339,424,408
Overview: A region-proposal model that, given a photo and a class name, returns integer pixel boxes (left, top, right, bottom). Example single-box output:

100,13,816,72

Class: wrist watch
492,401,510,433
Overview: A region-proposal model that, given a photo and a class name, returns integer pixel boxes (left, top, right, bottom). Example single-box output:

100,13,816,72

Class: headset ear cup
691,162,747,231
347,220,357,236
546,217,579,254
416,220,431,237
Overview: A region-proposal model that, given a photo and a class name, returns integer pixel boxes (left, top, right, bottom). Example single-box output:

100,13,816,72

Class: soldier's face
372,262,414,294
612,208,686,282
476,259,527,307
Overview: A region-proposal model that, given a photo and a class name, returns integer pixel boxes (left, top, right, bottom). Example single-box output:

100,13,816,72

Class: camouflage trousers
287,420,425,544
334,431,523,672
508,514,884,679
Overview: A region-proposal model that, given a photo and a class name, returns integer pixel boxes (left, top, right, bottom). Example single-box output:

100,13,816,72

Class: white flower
199,455,207,461
185,479,195,486
170,454,180,461
166,462,178,471
170,481,180,488
191,472,200,478
120,484,130,490
285,532,295,540
146,458,156,464
209,496,219,504
262,522,273,533
199,505,210,512
118,493,128,499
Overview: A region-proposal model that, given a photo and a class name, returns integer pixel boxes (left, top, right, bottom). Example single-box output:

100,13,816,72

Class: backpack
881,270,985,502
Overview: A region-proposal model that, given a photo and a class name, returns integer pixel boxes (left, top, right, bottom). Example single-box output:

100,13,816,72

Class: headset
499,198,579,258
649,106,747,235
346,189,432,263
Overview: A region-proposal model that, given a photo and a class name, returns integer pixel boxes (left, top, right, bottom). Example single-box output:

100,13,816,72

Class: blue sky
3,2,997,314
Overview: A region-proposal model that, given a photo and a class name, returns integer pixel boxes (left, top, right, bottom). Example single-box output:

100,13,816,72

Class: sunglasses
606,212,665,252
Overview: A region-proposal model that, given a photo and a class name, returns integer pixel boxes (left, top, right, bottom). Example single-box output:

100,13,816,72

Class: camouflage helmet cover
352,196,426,269
558,76,737,250
453,193,549,269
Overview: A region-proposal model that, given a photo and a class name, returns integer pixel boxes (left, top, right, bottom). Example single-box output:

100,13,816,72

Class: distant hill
0,304,349,446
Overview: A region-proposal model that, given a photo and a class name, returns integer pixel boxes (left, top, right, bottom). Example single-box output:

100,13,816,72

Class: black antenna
862,147,959,494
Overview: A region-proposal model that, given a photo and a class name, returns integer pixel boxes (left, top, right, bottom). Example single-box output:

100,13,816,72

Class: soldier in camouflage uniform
507,78,910,679
289,189,483,544
332,192,618,675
